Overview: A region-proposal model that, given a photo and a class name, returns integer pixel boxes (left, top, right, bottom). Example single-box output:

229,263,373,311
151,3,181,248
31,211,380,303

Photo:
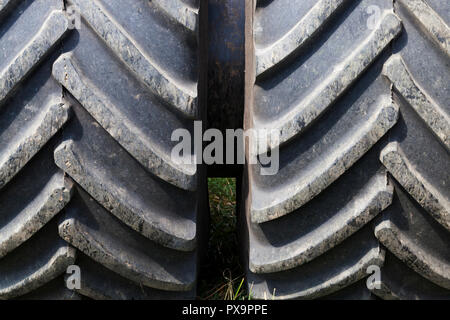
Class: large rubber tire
371,0,450,300
242,0,449,299
0,0,208,300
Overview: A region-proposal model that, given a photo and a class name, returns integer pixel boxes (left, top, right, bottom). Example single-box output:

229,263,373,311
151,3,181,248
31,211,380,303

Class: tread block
247,226,385,300
375,179,450,289
397,0,449,56
244,0,401,300
0,220,76,299
256,11,401,148
152,0,198,32
54,100,198,251
0,9,68,104
251,98,397,223
58,186,196,292
1,0,206,300
371,251,450,300
392,0,449,112
383,55,450,151
249,146,393,273
0,143,73,258
17,276,83,300
74,253,196,300
68,0,198,118
373,0,450,299
0,49,69,190
380,92,450,231
381,142,450,231
0,0,19,19
250,56,397,223
252,10,401,148
255,0,349,76
0,101,70,189
322,279,376,300
52,53,196,190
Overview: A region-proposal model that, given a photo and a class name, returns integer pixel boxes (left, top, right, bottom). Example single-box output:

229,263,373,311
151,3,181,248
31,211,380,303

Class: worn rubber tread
68,0,198,118
0,0,13,13
0,0,77,299
371,252,450,300
58,186,196,291
375,179,450,290
52,54,196,191
0,221,76,299
73,252,195,300
17,276,83,300
152,0,198,32
247,226,385,300
54,136,196,251
0,165,73,258
0,0,18,19
249,162,393,273
244,0,402,299
47,0,207,299
323,280,376,300
253,11,402,150
255,0,349,76
380,142,450,231
0,10,68,105
1,0,207,299
397,0,449,56
251,100,398,223
0,102,70,190
382,55,450,151
372,1,450,298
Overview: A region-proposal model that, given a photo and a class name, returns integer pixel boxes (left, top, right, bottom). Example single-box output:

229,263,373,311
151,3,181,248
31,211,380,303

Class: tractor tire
0,0,208,300
372,0,449,300
242,0,449,299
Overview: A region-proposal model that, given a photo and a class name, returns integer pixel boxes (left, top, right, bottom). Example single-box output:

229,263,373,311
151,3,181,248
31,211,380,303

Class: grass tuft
198,178,250,300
